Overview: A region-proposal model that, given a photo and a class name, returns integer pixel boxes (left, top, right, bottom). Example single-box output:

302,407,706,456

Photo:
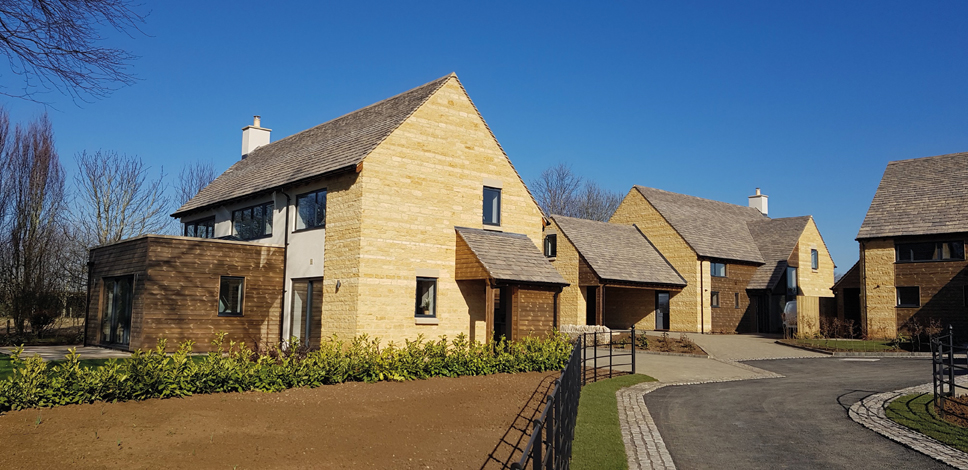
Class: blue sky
4,1,968,273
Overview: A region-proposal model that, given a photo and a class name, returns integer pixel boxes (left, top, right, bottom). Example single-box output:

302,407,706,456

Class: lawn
572,374,656,470
886,393,968,453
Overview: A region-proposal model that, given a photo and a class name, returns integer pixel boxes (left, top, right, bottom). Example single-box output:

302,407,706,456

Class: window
232,202,273,240
786,267,798,294
290,279,322,345
711,291,720,308
483,187,501,226
415,277,437,317
710,262,726,277
184,217,215,239
218,276,245,316
896,286,920,308
896,241,965,262
295,189,327,231
811,249,819,270
734,292,740,309
544,234,557,258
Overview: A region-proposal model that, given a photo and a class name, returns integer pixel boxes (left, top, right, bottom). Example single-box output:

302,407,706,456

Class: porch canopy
551,215,687,325
454,227,568,340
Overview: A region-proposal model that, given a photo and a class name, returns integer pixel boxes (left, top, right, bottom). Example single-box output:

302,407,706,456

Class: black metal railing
931,325,968,417
581,327,638,385
511,337,583,470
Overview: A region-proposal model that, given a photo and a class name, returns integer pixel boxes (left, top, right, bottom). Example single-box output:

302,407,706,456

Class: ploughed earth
0,371,556,469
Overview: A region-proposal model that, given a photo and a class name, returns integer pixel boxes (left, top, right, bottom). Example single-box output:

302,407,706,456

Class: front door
290,279,323,348
585,287,597,325
655,291,670,330
101,276,133,347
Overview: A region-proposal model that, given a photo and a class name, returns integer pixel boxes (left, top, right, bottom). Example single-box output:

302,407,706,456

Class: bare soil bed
0,371,556,470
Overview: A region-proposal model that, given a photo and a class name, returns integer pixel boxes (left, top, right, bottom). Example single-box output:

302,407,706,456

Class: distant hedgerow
0,332,573,412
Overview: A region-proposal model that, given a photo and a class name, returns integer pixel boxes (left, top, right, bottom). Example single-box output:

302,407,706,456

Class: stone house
542,215,686,330
85,73,566,352
848,152,968,339
609,186,835,334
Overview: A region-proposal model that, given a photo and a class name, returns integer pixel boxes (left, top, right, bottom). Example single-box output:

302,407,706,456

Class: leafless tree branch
175,160,216,206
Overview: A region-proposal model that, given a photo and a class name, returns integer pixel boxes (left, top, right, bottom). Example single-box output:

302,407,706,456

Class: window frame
711,291,720,308
415,277,438,319
294,189,328,232
544,234,557,258
710,262,727,278
811,249,819,270
896,241,966,263
232,201,274,241
218,276,245,317
184,217,216,239
482,186,502,227
896,286,920,308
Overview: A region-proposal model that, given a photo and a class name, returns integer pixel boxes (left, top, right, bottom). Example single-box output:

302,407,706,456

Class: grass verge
572,374,656,470
785,338,899,352
886,393,968,452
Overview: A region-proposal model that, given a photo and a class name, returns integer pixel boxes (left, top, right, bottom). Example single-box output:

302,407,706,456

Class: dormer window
483,187,501,226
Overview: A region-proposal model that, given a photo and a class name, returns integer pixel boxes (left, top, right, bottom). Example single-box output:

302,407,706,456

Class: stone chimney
241,115,270,158
748,188,768,216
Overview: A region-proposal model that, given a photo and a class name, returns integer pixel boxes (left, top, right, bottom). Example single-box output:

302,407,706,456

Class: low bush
0,332,573,412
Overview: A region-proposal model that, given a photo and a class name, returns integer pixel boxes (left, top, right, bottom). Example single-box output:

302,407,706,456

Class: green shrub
0,331,573,412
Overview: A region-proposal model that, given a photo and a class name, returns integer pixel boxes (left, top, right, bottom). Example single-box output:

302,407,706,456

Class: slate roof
455,227,568,285
857,152,968,239
634,186,767,264
551,215,686,286
173,74,454,217
746,216,811,290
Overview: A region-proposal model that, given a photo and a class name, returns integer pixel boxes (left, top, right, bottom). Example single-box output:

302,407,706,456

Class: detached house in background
841,152,968,339
608,186,835,334
85,73,567,352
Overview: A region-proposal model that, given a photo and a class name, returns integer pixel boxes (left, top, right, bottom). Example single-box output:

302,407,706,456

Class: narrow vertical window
811,249,819,270
734,292,740,309
786,267,798,294
218,276,245,316
415,277,437,317
544,234,557,258
483,187,501,226
711,291,720,308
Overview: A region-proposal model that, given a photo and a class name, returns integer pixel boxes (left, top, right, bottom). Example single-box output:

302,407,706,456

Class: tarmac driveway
644,357,950,469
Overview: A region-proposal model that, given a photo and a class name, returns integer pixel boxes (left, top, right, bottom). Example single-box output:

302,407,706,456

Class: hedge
0,332,574,412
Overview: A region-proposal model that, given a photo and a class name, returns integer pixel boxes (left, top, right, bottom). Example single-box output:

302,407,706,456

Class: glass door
290,279,322,347
101,276,133,346
655,291,670,330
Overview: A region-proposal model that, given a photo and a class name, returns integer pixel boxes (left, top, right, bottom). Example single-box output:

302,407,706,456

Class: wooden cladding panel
578,256,599,286
455,235,489,280
512,286,557,340
709,263,758,333
895,259,968,333
85,238,150,348
140,237,285,352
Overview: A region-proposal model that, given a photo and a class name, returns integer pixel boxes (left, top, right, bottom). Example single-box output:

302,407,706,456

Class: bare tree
0,0,146,102
530,163,622,222
0,113,68,335
72,150,170,246
175,161,216,206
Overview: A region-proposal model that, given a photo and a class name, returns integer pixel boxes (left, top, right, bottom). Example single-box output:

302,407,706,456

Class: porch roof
455,227,568,286
551,215,686,287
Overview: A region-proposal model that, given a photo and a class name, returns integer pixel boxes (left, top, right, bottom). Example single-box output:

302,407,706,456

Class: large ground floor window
101,276,134,346
290,279,323,347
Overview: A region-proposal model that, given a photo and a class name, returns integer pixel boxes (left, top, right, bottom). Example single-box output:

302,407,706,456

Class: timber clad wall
603,287,655,329
709,263,757,333
86,236,284,352
860,239,899,338
85,238,149,348
513,287,557,339
350,78,546,344
893,240,968,333
611,190,701,332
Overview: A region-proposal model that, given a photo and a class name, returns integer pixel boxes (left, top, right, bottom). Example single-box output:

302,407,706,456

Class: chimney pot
253,115,261,127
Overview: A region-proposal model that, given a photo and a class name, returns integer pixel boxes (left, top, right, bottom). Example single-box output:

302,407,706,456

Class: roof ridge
245,74,452,162
634,185,767,216
886,151,968,166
